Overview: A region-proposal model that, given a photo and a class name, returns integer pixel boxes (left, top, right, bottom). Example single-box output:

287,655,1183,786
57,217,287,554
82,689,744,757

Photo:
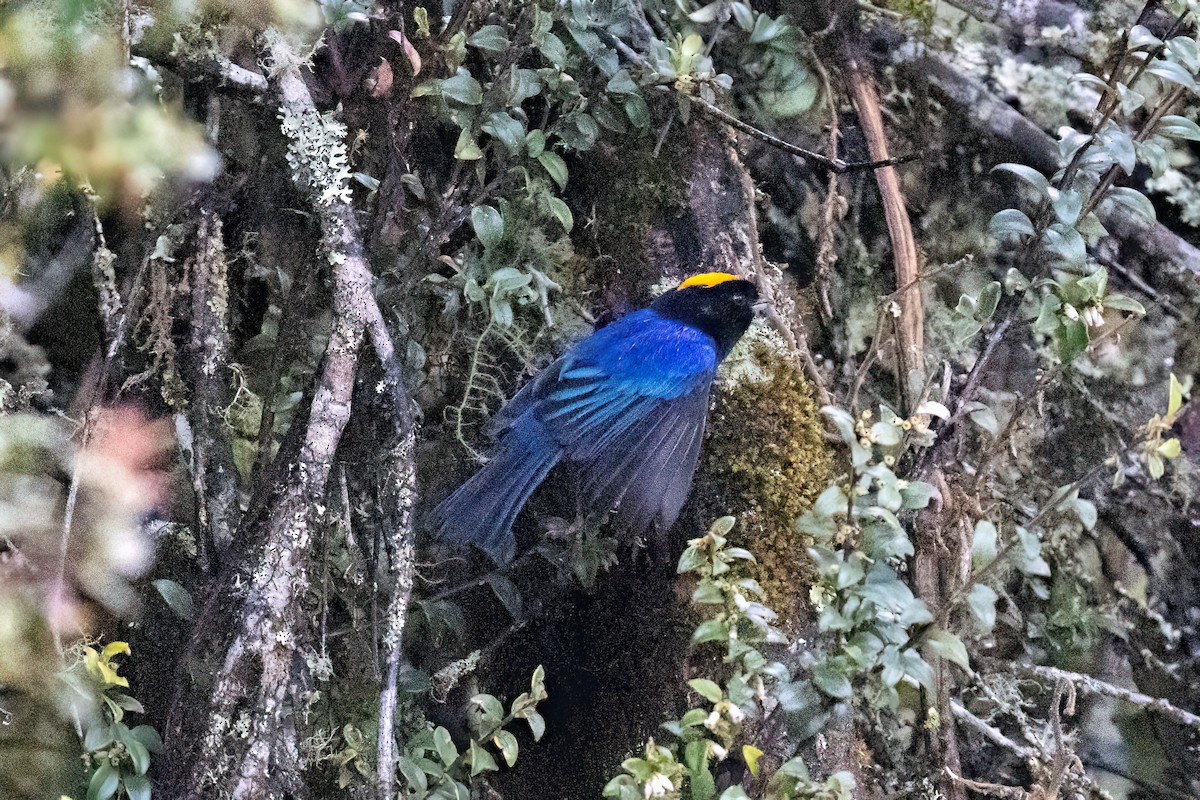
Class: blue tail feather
430,415,561,564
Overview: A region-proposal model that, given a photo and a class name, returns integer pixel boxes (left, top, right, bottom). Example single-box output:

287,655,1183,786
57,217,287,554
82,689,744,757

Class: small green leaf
152,578,194,620
547,196,573,232
481,112,525,155
748,13,785,44
84,723,115,751
1168,373,1185,417
1158,438,1181,458
454,128,483,160
508,68,544,106
1016,526,1052,577
1043,223,1087,269
468,25,510,52
677,545,703,574
902,650,935,689
397,756,428,791
731,2,754,30
976,281,1002,321
1102,187,1156,221
813,484,847,517
525,129,546,158
1148,452,1165,479
743,745,764,777
687,678,723,703
1156,114,1200,142
924,629,971,671
538,32,567,66
711,516,735,536
624,95,651,129
813,662,853,699
486,574,524,620
352,171,380,191
538,151,568,189
525,710,546,741
440,69,484,104
125,774,151,800
871,421,901,446
1074,497,1098,530
471,205,504,249
400,173,426,200
1116,82,1145,114
1034,294,1062,334
493,729,519,767
433,726,459,766
900,481,939,510
126,736,151,774
471,693,505,726
129,725,163,753
1056,317,1090,362
1102,126,1137,174
1127,24,1162,49
967,583,998,633
688,0,725,23
1050,188,1083,225
1147,58,1195,89
469,739,499,775
778,756,810,779
992,163,1049,195
965,402,999,436
1077,267,1108,298
1103,293,1146,314
725,547,756,562
692,619,728,644
972,520,997,571
87,763,119,800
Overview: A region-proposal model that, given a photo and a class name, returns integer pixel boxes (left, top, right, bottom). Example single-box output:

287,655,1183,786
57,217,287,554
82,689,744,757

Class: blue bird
430,272,761,564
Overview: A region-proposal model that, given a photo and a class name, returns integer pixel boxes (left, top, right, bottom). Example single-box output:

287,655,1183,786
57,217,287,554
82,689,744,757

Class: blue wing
433,308,718,561
532,309,717,530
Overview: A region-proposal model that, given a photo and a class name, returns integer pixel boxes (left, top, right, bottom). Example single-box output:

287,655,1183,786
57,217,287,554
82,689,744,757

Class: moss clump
694,337,831,620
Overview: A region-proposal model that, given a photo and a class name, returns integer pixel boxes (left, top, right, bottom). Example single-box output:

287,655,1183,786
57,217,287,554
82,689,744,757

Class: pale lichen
277,103,353,207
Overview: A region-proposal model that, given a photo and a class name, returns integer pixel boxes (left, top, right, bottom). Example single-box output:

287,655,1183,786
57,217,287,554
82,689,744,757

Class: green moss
579,138,690,292
694,338,831,619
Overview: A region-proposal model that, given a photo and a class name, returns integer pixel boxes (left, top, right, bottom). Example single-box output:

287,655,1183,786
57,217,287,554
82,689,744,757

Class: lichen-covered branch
1010,663,1200,731
177,36,378,799
183,209,239,564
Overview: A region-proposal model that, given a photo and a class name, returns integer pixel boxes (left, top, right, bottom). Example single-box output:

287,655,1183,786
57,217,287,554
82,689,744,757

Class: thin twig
601,28,919,173
1012,663,1200,731
687,93,922,174
949,700,1037,759
1042,679,1075,798
943,768,1028,799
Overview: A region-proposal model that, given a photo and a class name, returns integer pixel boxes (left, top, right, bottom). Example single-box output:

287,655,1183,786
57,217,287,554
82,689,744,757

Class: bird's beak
752,300,771,315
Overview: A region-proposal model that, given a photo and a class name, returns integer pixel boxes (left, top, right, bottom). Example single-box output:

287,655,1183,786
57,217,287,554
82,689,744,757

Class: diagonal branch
177,35,392,800
1011,662,1200,731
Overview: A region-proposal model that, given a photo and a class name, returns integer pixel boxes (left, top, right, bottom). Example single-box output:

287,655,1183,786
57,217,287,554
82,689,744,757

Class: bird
429,272,762,564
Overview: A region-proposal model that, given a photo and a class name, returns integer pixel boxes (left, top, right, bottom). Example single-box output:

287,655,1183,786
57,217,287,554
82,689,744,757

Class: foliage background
1,0,1199,799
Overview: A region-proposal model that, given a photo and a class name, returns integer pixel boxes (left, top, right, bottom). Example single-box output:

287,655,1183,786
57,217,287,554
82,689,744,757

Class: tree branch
895,45,1200,296
1011,663,1200,731
178,37,387,799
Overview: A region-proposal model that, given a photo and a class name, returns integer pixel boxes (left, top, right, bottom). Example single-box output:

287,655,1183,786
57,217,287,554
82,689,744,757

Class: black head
649,272,759,359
